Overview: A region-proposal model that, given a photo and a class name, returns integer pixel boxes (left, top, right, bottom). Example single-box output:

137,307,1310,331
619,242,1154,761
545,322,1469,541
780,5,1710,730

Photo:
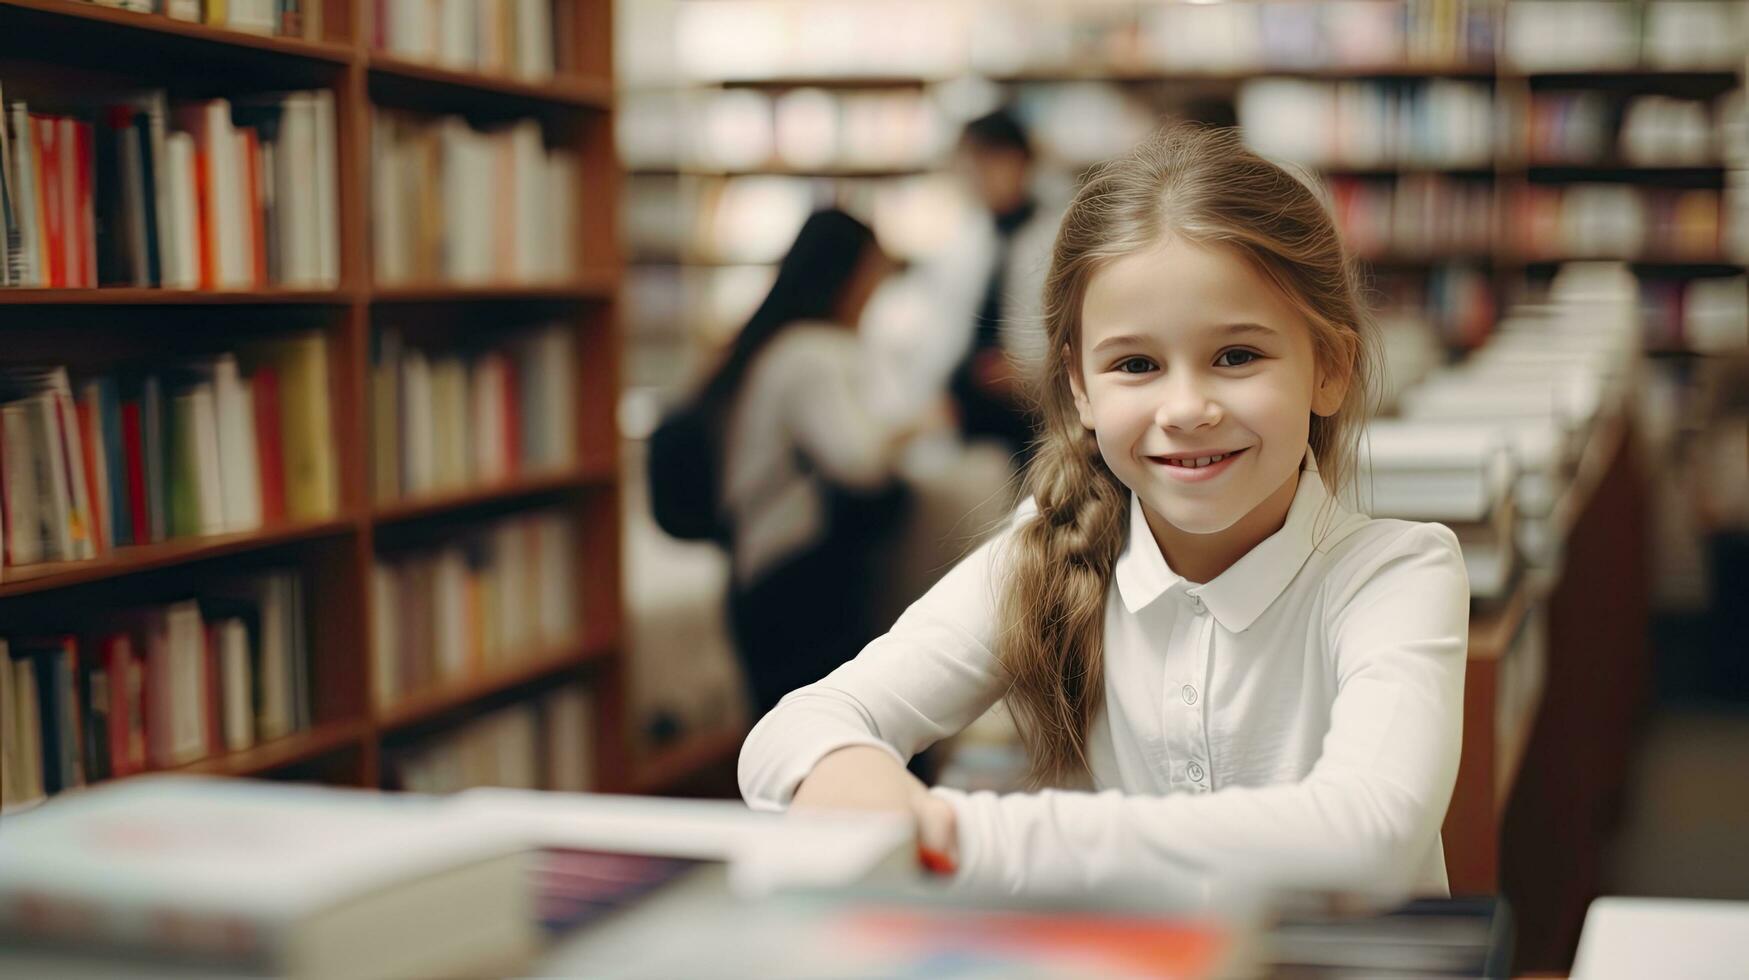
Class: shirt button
1181,684,1197,705
1187,762,1205,782
1189,595,1204,612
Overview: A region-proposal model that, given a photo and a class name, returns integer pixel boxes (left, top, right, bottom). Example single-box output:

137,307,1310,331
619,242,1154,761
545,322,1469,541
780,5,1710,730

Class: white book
534,512,575,642
164,131,201,289
165,600,208,765
174,385,226,536
469,354,508,481
219,618,255,752
256,575,293,741
370,115,405,284
1360,420,1514,523
541,685,592,792
434,546,469,679
512,0,554,79
11,656,45,805
8,102,42,286
311,90,338,287
371,563,400,709
0,640,13,808
276,94,320,286
214,356,263,532
30,393,76,562
1,401,42,566
400,349,436,496
48,375,96,560
229,0,279,34
0,777,537,979
510,120,543,281
165,0,200,21
438,0,474,68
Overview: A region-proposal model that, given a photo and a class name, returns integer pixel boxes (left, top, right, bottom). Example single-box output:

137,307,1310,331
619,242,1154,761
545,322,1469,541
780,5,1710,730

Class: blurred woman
711,209,930,719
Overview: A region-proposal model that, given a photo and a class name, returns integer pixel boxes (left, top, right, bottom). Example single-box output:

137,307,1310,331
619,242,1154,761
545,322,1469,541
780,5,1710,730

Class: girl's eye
1115,356,1155,374
1215,348,1260,368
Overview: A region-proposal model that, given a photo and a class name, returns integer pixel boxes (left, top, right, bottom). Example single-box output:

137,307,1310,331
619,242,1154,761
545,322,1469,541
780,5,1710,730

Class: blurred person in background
936,107,1059,468
713,209,945,724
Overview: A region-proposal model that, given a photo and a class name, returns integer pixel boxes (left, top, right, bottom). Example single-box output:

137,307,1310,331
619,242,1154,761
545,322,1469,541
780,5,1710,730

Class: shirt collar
1113,449,1337,632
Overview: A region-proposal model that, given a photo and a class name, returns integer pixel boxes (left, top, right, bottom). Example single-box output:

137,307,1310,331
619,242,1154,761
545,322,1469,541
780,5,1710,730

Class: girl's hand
791,745,960,875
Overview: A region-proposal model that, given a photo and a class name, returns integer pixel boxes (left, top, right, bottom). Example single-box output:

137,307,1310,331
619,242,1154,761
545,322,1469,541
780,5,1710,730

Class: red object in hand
917,845,957,876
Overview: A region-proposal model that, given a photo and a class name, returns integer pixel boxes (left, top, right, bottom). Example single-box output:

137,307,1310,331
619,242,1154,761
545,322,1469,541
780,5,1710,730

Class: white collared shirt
738,454,1470,899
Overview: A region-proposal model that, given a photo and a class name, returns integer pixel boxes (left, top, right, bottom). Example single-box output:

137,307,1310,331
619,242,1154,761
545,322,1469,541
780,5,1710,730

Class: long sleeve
737,513,1022,810
784,332,898,490
933,523,1470,899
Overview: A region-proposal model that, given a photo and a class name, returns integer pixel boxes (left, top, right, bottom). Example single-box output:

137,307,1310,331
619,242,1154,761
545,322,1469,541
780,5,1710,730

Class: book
0,776,538,979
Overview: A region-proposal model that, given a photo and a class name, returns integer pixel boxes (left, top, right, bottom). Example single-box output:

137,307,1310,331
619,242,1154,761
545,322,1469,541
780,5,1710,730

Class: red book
252,366,286,525
191,141,214,289
202,622,223,755
502,357,521,475
120,400,149,546
241,128,266,287
75,397,106,553
101,633,146,777
74,119,97,289
32,115,66,288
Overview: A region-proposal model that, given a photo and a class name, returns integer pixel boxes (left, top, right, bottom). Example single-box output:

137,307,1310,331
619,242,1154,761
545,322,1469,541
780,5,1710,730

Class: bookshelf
0,0,637,806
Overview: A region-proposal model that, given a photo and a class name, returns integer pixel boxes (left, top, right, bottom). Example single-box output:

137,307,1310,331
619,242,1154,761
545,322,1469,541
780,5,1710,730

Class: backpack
646,398,728,543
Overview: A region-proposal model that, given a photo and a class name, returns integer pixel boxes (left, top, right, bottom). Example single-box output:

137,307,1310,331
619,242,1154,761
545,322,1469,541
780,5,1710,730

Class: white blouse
721,323,898,587
738,453,1470,900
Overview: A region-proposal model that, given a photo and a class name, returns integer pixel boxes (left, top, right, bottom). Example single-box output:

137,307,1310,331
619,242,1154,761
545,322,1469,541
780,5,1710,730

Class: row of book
372,325,577,503
0,569,311,809
1374,264,1498,350
0,333,337,569
620,89,946,174
1640,274,1749,353
372,0,559,81
1514,91,1741,168
1503,0,1745,71
388,683,594,793
79,0,324,40
371,112,578,286
1330,174,1495,260
1506,184,1727,263
1239,79,1495,169
371,510,579,710
0,86,339,290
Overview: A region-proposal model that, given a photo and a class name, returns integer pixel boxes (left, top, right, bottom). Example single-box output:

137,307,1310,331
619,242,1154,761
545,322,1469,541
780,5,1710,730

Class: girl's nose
1154,372,1222,432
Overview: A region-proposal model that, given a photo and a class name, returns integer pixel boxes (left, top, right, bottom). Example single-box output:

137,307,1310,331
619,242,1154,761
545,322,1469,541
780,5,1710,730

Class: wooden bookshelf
0,0,629,802
630,726,745,796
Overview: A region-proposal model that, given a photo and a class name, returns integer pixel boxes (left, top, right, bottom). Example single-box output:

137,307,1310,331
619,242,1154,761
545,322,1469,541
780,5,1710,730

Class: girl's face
1069,236,1347,538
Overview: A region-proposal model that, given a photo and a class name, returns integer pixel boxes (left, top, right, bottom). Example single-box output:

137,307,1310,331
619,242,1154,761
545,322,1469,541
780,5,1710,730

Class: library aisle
2,1,1747,978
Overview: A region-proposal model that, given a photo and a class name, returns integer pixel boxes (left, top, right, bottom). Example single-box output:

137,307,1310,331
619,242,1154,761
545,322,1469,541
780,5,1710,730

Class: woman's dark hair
961,107,1033,160
698,208,880,405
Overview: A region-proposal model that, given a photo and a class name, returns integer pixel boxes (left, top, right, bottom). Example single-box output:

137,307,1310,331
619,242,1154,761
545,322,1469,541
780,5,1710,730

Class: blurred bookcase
0,0,719,805
619,0,1748,366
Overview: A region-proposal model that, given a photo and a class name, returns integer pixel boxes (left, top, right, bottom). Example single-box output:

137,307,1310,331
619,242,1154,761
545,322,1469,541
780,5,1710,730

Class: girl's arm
737,509,1020,811
932,523,1469,900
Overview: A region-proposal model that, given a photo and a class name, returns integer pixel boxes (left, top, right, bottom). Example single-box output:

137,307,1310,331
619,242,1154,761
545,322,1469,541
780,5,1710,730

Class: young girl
737,127,1469,900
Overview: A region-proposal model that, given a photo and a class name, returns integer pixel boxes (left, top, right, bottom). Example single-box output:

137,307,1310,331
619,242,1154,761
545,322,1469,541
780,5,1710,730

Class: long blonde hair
1000,125,1378,788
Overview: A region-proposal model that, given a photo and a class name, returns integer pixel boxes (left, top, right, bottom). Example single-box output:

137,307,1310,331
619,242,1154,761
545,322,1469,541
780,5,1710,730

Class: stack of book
0,334,339,570
371,112,577,285
1359,419,1518,599
371,510,579,709
390,684,594,794
0,86,339,290
373,0,559,80
371,324,577,503
85,0,326,39
0,569,311,810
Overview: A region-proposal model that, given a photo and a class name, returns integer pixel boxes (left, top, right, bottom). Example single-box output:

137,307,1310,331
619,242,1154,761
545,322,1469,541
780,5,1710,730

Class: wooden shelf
368,55,611,111
372,467,608,525
0,0,356,65
631,727,745,796
376,638,614,732
174,720,370,777
1321,164,1494,179
992,63,1497,84
629,165,934,180
0,518,356,599
0,286,355,306
368,275,617,303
